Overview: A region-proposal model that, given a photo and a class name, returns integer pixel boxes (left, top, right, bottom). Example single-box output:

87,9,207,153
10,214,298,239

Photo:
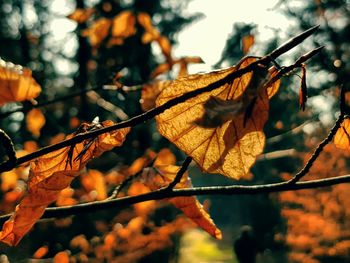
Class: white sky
174,0,291,72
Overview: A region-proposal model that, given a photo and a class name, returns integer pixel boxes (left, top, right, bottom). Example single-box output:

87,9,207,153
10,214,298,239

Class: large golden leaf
0,60,41,106
156,57,279,179
0,121,130,246
334,118,350,149
141,165,222,239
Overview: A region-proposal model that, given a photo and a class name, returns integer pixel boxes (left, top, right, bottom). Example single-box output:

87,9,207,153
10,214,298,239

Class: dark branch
165,156,192,190
2,171,350,224
0,26,320,173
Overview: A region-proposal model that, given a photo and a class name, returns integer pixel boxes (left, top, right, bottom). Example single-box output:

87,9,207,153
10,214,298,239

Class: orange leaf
150,63,172,79
67,8,95,24
334,118,350,149
141,165,222,239
82,18,111,49
26,108,46,138
242,34,255,54
33,245,49,259
81,169,107,200
137,12,160,43
53,251,70,263
108,11,136,46
141,80,171,111
0,60,41,106
0,120,130,246
157,36,172,61
156,57,276,179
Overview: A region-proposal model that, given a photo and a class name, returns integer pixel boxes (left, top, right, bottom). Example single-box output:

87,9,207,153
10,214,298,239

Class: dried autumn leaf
299,64,307,111
141,165,222,239
0,120,130,246
141,80,171,111
26,108,46,137
137,12,160,43
242,34,255,54
67,8,95,24
156,57,279,179
150,63,172,79
334,118,350,149
0,60,41,106
157,36,172,61
82,18,111,49
177,56,204,77
108,11,136,46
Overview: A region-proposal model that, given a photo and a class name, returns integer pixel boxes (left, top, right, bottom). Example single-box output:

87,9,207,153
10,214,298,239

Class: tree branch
2,171,350,225
0,26,321,173
165,156,192,190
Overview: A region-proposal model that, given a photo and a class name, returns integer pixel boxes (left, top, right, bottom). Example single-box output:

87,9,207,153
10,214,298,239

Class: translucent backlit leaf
108,11,136,46
242,34,255,54
67,8,95,24
26,108,46,138
156,57,275,179
0,120,130,246
0,59,41,106
137,12,160,43
334,118,350,149
82,18,111,49
141,165,222,239
140,80,171,111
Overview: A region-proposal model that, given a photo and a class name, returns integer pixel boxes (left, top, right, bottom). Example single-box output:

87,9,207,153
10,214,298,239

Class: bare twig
0,26,321,173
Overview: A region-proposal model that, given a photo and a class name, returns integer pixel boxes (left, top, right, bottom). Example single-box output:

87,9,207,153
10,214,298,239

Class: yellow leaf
0,120,130,246
141,164,222,239
0,60,41,106
26,108,46,137
242,34,255,54
334,118,350,149
82,18,111,49
156,57,279,179
67,8,95,24
108,11,136,46
141,80,171,111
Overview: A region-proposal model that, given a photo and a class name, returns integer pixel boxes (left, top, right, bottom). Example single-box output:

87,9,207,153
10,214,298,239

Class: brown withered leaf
299,64,307,111
0,121,130,246
26,108,46,138
67,8,95,24
108,11,136,46
141,80,171,111
82,18,111,49
156,57,280,179
0,60,41,106
242,34,255,54
334,118,350,149
141,165,222,239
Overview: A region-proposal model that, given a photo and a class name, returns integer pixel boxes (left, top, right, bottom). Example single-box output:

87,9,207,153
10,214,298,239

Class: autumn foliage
0,2,349,263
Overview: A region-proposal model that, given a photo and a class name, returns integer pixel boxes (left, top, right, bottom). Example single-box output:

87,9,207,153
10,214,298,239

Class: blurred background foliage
0,0,350,262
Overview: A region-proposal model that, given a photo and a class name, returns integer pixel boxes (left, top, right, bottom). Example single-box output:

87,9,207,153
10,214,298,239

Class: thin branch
0,85,105,119
288,115,344,184
2,172,350,224
165,156,192,190
0,26,320,173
